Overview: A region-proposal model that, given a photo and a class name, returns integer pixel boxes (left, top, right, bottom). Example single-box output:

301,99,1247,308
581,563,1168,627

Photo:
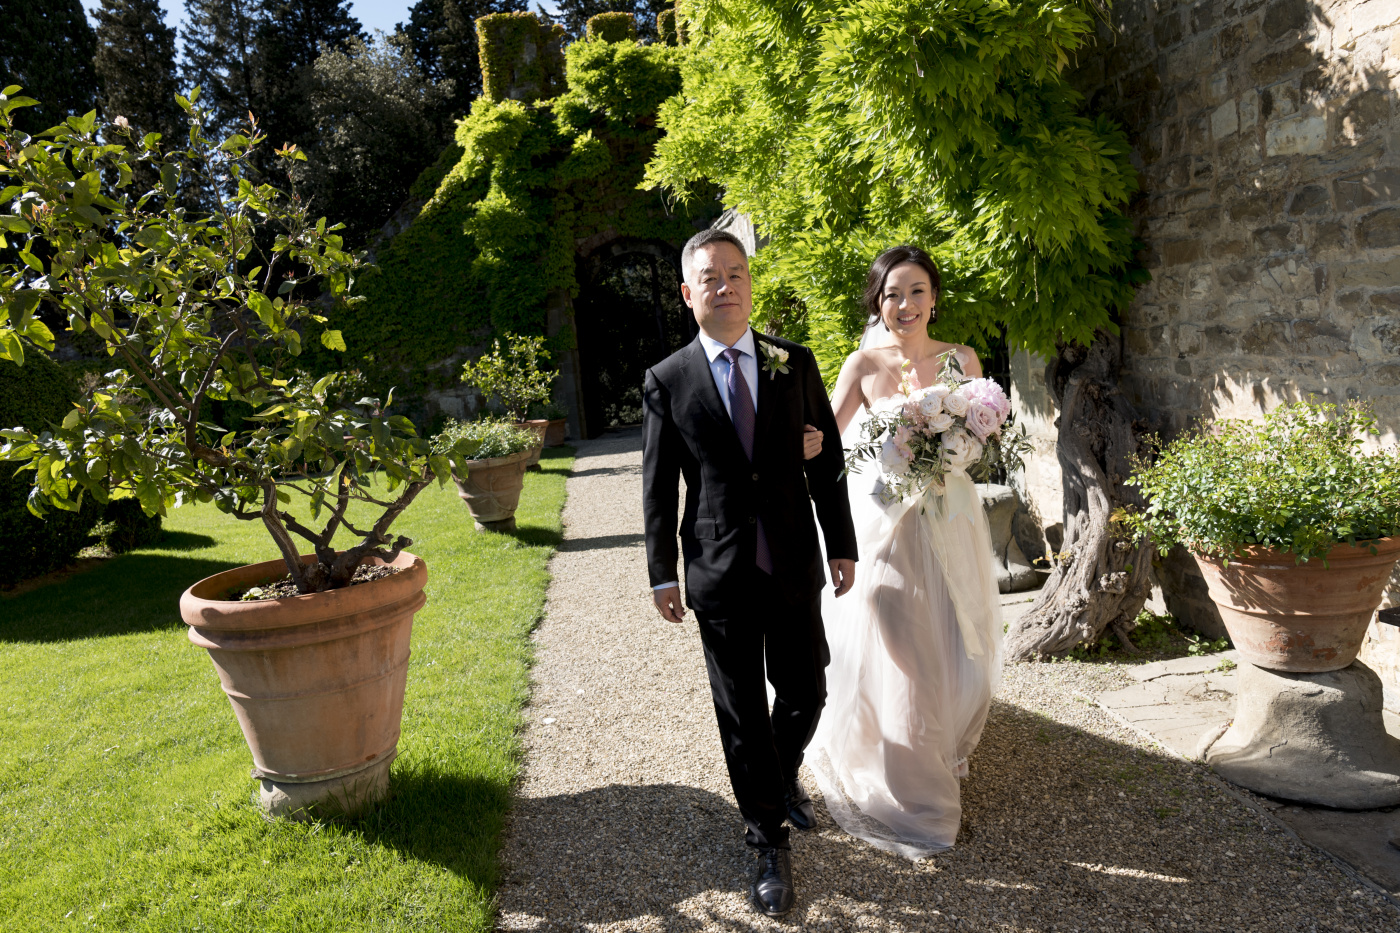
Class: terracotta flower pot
543,418,567,447
179,551,427,817
1193,537,1400,672
453,447,531,530
514,419,548,469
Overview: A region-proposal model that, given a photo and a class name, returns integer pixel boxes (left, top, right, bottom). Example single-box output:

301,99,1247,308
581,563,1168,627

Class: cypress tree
0,0,99,131
400,0,526,129
93,0,181,141
181,0,266,138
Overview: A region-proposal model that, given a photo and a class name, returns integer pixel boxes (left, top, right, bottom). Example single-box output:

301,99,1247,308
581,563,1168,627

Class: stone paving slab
1097,656,1400,903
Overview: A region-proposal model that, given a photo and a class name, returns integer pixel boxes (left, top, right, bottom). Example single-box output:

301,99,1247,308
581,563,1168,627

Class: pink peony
963,377,1011,420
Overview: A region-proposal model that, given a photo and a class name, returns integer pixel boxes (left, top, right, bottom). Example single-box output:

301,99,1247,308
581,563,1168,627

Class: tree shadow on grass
348,764,516,890
157,530,220,552
0,553,241,643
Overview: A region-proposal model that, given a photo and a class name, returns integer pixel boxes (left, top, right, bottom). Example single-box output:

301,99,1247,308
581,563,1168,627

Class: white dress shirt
655,327,760,592
698,327,760,417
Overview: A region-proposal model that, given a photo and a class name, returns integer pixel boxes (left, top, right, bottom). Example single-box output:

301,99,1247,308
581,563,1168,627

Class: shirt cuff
653,581,679,590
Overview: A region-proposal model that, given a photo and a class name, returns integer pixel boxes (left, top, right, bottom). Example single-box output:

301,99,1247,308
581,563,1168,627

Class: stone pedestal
258,753,395,821
1206,661,1400,809
977,484,1040,593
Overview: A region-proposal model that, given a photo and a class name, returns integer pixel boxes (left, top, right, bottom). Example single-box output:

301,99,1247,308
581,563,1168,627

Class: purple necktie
721,348,773,574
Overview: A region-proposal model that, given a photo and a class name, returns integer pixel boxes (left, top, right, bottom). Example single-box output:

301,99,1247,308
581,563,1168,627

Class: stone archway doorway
572,239,695,438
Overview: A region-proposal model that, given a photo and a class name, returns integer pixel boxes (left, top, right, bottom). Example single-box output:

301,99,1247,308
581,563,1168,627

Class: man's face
681,242,752,339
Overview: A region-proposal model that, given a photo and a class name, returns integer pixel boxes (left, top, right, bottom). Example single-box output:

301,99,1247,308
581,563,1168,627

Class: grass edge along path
0,448,575,932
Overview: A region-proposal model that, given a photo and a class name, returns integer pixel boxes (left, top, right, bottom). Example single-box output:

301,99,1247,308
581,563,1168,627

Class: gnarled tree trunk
1005,330,1156,660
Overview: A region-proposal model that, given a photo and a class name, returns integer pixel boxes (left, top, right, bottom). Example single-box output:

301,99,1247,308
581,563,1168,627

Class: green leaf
0,330,25,365
135,480,162,516
320,329,347,352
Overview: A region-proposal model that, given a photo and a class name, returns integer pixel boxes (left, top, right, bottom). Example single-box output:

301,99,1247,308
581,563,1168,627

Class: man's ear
680,281,693,308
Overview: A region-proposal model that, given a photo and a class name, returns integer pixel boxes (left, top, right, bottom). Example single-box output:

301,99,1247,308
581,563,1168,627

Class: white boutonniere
759,342,791,380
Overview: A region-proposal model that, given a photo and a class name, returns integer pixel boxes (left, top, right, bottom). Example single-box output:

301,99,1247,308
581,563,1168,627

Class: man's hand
802,423,823,460
653,585,686,623
829,559,855,597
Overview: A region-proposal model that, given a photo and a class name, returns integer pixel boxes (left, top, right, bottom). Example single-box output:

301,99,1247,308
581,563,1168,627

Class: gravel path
495,429,1399,932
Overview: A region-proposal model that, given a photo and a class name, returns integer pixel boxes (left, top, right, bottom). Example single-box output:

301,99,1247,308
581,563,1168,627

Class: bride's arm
955,345,984,378
829,352,868,436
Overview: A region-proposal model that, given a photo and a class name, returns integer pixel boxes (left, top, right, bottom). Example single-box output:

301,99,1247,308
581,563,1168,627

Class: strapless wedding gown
810,404,1004,858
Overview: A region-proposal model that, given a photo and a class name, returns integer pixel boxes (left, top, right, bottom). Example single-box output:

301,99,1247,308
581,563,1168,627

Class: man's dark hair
681,228,748,282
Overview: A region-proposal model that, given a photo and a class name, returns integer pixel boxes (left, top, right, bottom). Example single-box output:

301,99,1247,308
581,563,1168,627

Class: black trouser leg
765,593,829,782
696,591,828,850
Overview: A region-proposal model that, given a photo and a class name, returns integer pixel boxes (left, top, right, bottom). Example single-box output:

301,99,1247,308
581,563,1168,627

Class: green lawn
0,449,574,931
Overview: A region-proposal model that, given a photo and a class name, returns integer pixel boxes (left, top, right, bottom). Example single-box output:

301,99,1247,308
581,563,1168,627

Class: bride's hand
802,424,823,460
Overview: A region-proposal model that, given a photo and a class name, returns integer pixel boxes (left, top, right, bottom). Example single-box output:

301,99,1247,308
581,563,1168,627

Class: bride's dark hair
863,246,941,335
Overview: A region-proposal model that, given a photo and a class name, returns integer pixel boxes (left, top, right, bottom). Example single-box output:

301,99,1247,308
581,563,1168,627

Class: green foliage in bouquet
461,333,558,421
432,418,539,461
643,0,1143,380
0,88,482,593
1125,401,1400,563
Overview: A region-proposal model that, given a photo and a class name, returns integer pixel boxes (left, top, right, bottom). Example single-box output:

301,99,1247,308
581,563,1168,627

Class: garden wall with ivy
317,11,710,426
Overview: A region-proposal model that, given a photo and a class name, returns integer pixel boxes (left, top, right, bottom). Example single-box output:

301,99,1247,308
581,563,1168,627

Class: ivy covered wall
320,11,713,430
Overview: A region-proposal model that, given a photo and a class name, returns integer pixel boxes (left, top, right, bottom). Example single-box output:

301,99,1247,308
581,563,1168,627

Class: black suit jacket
642,331,858,614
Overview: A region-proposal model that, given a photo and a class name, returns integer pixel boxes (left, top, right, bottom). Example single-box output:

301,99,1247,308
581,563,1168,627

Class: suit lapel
752,334,777,468
680,337,747,460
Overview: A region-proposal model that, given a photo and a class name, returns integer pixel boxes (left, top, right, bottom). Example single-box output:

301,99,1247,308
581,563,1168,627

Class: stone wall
1011,0,1400,703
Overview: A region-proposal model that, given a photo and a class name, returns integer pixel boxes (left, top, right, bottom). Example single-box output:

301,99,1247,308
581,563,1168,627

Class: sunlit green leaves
0,91,439,587
645,0,1141,367
1126,401,1400,561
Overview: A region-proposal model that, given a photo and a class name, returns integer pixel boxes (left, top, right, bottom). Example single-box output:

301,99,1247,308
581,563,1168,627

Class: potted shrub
433,418,539,531
0,90,479,818
1127,401,1400,672
530,399,570,447
460,333,557,468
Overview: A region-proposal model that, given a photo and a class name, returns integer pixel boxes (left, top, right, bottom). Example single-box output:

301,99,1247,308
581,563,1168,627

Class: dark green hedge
0,353,99,586
98,498,163,553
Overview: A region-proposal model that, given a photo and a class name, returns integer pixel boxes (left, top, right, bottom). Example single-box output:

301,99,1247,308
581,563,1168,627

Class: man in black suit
642,228,858,917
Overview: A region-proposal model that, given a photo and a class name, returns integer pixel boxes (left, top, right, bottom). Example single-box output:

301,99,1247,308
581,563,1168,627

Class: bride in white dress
809,245,1004,858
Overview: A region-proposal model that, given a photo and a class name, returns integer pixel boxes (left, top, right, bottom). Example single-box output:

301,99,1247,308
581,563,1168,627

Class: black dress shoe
751,846,795,917
785,776,817,831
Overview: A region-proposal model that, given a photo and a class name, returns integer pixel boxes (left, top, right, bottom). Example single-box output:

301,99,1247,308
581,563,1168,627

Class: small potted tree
433,418,540,531
460,333,557,468
0,89,480,818
1127,400,1400,672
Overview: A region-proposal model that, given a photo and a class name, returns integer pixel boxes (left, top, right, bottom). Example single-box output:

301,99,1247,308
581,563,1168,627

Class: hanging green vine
318,14,706,397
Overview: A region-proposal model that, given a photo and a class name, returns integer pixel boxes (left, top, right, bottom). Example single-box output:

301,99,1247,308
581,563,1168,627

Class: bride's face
879,262,935,338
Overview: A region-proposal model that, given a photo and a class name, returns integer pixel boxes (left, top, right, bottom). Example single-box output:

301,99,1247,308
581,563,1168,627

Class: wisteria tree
644,0,1154,657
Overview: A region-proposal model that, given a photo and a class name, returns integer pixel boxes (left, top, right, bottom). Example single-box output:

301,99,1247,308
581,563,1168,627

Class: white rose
926,411,954,433
941,389,970,417
914,389,944,419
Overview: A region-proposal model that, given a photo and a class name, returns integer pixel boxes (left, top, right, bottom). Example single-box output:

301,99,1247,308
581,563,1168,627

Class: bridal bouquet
847,352,1031,502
